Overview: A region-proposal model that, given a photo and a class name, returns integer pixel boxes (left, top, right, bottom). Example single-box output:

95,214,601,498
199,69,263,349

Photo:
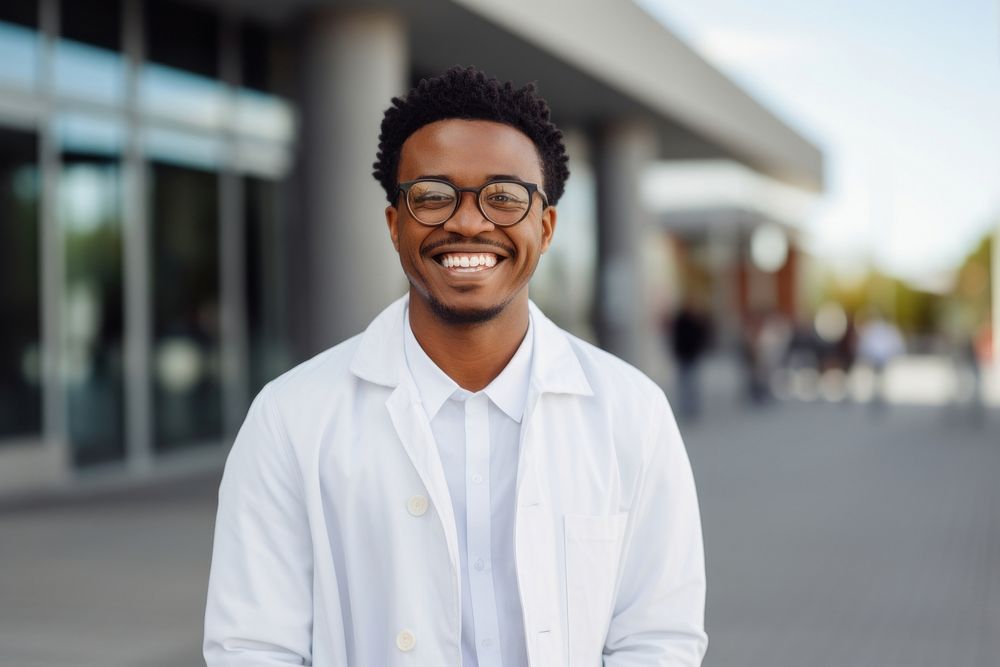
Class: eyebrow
414,174,528,183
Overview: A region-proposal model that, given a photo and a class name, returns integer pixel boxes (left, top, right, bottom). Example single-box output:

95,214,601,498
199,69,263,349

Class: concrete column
593,120,658,368
299,11,407,355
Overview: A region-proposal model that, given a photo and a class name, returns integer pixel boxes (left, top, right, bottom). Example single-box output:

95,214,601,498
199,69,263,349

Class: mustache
421,235,515,257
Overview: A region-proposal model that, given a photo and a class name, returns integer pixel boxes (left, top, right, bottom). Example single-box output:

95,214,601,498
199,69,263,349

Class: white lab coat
204,296,707,666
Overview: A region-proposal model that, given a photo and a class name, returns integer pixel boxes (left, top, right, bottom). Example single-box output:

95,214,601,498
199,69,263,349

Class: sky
637,0,1000,289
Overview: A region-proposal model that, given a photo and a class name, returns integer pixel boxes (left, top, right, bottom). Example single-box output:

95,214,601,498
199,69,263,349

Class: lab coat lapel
385,381,461,574
350,295,461,575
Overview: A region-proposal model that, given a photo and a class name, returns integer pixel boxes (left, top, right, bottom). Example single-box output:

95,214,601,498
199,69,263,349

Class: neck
408,292,530,392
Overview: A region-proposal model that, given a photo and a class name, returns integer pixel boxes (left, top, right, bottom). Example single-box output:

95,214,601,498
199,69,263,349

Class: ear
385,205,400,252
539,205,557,254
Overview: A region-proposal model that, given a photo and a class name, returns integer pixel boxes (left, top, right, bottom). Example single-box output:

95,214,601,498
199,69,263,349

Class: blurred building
0,0,822,494
643,160,820,346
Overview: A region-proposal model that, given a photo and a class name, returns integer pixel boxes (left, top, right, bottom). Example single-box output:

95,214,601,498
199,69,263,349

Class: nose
442,191,495,237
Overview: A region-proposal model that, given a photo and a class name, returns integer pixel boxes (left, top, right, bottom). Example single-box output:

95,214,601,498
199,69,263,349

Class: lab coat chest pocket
564,512,628,665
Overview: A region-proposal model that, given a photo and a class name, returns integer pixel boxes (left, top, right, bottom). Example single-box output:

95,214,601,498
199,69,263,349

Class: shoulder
269,334,362,396
561,329,670,415
538,320,686,504
262,295,408,412
256,333,367,429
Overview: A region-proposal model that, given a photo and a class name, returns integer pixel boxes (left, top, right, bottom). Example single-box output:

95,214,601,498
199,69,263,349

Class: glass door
0,127,41,440
149,161,222,451
59,153,125,465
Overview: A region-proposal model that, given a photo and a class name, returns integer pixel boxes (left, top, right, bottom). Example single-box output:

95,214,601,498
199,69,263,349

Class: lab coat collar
403,306,534,423
349,294,593,398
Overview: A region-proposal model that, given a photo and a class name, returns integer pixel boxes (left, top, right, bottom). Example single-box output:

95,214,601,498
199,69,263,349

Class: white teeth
438,253,500,269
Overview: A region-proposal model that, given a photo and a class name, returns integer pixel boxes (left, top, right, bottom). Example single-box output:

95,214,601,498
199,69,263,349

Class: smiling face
385,119,557,326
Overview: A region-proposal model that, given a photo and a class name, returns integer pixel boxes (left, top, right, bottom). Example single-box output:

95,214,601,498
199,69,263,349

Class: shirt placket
465,393,503,666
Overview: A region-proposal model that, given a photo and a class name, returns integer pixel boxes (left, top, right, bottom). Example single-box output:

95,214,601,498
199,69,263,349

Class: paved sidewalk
0,477,218,667
684,401,1000,667
1,401,997,666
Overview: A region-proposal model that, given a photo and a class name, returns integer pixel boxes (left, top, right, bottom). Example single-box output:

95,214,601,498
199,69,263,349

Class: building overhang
194,0,824,192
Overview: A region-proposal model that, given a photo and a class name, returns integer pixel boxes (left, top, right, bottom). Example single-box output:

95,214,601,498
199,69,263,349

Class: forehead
398,119,543,184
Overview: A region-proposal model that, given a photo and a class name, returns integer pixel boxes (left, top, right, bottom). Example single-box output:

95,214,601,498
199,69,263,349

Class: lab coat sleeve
603,399,708,666
204,384,314,665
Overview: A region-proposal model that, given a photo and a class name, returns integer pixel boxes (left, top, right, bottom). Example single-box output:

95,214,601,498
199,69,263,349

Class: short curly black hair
372,66,570,206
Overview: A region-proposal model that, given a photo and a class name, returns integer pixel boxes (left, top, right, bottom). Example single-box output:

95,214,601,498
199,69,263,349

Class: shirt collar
350,294,592,398
403,306,534,424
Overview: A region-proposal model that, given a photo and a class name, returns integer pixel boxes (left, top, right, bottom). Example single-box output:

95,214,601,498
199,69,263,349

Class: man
204,67,707,666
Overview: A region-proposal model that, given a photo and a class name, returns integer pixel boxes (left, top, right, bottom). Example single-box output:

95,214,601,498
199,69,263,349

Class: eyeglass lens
406,181,531,226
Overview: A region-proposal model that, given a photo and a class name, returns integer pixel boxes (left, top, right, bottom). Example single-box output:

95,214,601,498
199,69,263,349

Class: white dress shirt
403,308,532,667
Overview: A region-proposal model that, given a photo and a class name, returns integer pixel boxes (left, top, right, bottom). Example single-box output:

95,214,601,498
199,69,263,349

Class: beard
424,290,508,326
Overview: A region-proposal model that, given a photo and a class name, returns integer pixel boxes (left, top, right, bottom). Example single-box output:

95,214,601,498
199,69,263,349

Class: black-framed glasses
397,178,549,227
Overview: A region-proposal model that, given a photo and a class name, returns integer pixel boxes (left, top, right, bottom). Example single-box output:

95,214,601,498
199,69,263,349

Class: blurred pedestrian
740,313,768,404
668,296,713,419
857,311,905,411
741,311,791,405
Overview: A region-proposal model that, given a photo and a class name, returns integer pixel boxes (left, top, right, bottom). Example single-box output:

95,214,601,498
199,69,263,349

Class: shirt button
471,473,484,485
406,495,428,517
474,558,486,571
396,629,416,652
481,637,494,648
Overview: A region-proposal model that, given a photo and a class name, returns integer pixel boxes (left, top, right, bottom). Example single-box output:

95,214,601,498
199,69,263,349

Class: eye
483,183,529,209
410,187,455,209
415,192,452,203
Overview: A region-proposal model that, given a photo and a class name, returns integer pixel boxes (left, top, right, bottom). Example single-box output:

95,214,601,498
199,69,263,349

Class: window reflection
234,88,295,143
143,126,224,170
0,127,41,440
55,112,124,156
150,162,222,450
59,155,125,465
54,40,125,104
139,64,227,128
0,20,40,89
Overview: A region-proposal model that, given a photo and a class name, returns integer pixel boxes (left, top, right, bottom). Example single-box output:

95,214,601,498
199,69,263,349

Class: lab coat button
396,629,416,652
474,558,486,571
406,495,428,517
471,473,484,484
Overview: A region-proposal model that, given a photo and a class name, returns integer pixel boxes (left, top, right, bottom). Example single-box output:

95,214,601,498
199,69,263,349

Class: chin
427,296,506,326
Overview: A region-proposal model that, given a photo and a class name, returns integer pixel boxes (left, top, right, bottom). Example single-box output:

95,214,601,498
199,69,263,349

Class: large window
150,162,222,451
0,0,297,464
0,127,41,439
